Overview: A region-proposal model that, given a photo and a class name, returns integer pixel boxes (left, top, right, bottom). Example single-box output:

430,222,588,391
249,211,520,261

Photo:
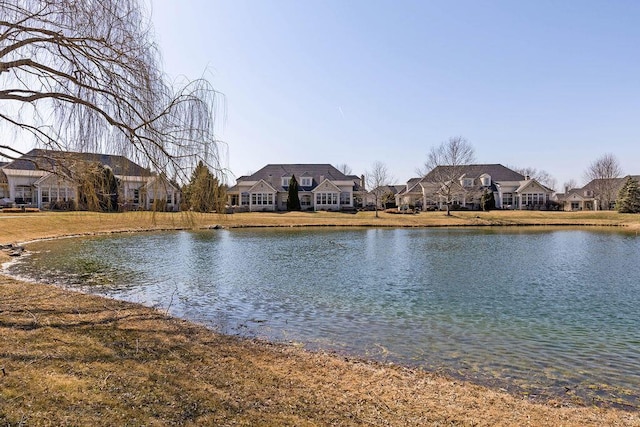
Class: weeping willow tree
0,0,223,196
76,163,119,212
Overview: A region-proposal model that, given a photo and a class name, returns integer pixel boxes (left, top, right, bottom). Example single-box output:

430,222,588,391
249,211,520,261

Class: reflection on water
7,227,640,409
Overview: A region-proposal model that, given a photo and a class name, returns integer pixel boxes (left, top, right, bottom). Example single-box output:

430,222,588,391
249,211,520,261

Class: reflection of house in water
0,149,180,211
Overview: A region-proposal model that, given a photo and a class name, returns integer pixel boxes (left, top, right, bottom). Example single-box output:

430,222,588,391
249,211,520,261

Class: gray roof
235,164,362,192
397,177,423,195
582,175,640,194
423,164,524,182
370,184,405,195
3,149,152,177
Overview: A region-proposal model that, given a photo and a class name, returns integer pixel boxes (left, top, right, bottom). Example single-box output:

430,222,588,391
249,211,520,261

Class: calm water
7,227,640,408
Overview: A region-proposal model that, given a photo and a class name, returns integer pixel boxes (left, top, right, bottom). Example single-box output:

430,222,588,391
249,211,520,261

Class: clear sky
9,1,638,189
148,0,640,188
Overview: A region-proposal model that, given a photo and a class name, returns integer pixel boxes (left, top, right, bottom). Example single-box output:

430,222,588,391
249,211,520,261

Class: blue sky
9,1,637,189
149,0,639,188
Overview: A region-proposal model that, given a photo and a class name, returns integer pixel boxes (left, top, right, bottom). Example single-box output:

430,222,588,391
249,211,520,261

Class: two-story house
227,164,365,212
396,164,554,210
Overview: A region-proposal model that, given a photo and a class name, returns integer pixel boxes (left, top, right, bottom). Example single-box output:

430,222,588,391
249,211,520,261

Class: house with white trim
396,164,555,210
0,149,180,211
227,164,365,212
554,175,640,211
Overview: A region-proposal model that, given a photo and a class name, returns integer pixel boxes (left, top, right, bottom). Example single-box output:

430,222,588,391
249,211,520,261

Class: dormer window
584,190,593,197
462,178,473,187
281,177,290,187
480,174,491,187
301,177,312,187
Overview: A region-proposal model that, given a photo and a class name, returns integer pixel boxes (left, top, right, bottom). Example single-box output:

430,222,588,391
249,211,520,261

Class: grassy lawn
1,209,639,245
1,210,639,426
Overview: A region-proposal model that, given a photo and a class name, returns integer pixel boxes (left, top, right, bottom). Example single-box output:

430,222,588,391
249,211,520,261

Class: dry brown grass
1,209,639,245
1,210,640,426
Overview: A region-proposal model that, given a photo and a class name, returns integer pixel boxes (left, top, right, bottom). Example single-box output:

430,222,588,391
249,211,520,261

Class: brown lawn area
1,210,639,426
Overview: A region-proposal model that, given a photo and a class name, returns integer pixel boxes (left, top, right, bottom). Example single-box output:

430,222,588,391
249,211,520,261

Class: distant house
554,176,640,211
227,164,365,212
365,185,405,209
0,149,180,211
396,164,555,210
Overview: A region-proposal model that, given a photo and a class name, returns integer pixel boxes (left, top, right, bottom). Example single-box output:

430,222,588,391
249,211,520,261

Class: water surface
8,227,640,408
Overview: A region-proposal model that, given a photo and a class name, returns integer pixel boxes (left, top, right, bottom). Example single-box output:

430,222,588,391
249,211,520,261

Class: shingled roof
423,164,525,182
3,149,152,177
237,164,360,191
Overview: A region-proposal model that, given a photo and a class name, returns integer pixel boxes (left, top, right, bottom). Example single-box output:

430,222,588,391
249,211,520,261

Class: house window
41,189,49,203
340,192,351,205
301,177,312,187
463,178,473,187
241,193,249,205
166,192,173,204
281,177,290,187
15,185,33,204
251,193,273,205
316,192,337,205
523,193,545,206
571,202,580,210
301,195,311,207
502,193,513,207
133,189,140,203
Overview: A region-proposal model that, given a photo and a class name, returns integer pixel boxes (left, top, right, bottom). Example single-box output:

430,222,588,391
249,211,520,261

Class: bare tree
366,161,392,218
0,0,222,183
563,179,579,193
421,136,475,216
511,166,557,191
335,163,352,175
584,153,623,210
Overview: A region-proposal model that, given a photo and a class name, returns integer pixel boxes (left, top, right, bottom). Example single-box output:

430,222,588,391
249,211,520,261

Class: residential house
0,149,180,211
227,164,365,212
365,185,405,209
396,164,555,210
555,176,640,211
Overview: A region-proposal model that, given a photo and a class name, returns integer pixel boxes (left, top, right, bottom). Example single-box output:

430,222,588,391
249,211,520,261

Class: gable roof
238,164,359,192
423,164,525,182
3,149,152,177
372,184,405,195
397,177,423,195
515,179,553,193
248,179,278,193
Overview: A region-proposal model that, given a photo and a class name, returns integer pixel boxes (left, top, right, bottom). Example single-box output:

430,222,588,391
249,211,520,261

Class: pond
6,227,640,409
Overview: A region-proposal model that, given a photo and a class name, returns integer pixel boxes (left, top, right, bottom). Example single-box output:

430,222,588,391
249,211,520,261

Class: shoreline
2,211,640,425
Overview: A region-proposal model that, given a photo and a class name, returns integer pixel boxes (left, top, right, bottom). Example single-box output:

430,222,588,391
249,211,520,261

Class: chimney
361,174,365,190
320,175,325,183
